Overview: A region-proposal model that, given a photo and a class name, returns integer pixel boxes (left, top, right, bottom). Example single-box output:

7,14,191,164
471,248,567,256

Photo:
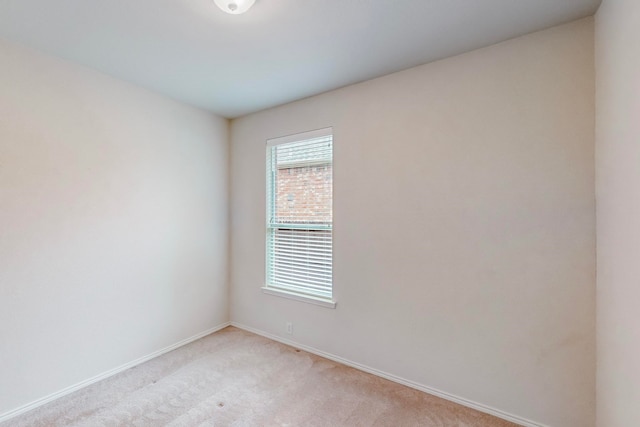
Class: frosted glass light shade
214,0,256,14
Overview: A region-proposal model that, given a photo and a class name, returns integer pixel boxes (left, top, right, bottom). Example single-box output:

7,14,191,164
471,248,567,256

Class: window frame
262,127,336,309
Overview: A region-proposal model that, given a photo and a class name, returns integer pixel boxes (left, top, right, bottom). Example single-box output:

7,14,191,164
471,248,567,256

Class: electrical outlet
286,322,293,334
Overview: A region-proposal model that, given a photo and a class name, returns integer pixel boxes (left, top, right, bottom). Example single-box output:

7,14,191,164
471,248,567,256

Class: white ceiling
0,0,601,118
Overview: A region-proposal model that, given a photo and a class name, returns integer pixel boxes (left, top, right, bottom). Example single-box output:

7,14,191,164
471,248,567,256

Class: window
263,128,335,308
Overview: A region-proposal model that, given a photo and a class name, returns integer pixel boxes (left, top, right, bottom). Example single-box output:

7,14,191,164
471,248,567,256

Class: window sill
261,286,337,309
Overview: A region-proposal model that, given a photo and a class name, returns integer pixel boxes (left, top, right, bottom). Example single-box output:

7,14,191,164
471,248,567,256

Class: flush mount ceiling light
214,0,256,14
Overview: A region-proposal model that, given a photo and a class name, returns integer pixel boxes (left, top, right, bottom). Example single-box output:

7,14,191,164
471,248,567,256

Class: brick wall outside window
275,164,332,224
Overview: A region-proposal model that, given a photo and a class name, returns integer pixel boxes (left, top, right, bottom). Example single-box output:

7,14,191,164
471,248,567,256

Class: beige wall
230,18,595,427
0,40,229,415
595,0,640,425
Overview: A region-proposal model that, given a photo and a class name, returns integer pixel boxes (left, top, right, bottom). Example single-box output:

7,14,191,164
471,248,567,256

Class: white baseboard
230,321,547,427
1,321,546,427
0,322,231,424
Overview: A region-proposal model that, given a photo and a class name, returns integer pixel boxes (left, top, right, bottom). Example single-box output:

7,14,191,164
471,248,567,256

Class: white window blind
266,128,333,302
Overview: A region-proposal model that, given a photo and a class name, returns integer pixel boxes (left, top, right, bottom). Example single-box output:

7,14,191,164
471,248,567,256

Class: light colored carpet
2,327,519,427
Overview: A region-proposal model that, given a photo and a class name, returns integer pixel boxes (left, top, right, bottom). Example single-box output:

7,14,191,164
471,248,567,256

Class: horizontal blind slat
268,261,332,276
269,276,332,292
271,248,332,263
271,270,332,284
270,256,333,271
273,232,332,241
272,239,332,251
